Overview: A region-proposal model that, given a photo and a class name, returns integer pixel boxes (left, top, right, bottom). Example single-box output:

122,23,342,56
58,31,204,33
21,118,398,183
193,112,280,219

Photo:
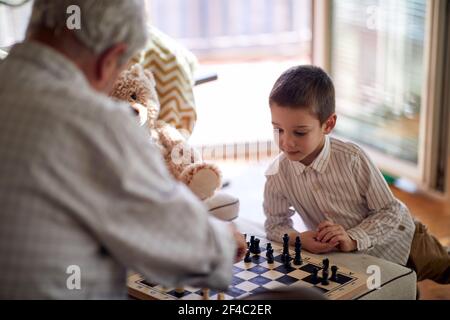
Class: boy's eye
294,132,307,136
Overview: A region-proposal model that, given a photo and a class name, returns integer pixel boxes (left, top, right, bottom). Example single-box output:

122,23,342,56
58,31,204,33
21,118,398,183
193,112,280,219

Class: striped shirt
0,41,235,299
263,135,416,265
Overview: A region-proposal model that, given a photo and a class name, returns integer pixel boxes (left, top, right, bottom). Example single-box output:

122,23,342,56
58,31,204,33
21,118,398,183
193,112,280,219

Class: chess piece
282,252,292,263
322,258,329,271
282,233,289,255
265,246,272,258
294,253,302,265
250,236,256,253
175,287,185,298
253,238,261,255
311,267,319,282
202,288,210,300
321,270,329,285
244,249,252,263
330,266,338,281
294,236,303,265
266,248,274,264
266,243,272,252
281,234,290,262
283,253,291,268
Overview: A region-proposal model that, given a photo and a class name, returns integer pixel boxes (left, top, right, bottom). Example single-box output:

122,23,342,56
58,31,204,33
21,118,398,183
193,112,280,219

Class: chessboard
128,234,369,300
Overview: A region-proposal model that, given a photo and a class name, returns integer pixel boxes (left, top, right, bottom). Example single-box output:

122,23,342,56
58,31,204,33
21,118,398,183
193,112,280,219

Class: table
235,217,417,300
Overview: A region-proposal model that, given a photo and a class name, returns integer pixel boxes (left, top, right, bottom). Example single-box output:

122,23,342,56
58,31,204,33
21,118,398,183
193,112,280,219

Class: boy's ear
323,113,337,134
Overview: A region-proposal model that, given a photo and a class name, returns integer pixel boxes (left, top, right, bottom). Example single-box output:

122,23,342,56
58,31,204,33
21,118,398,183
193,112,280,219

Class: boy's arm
263,175,299,242
264,173,341,253
345,146,413,251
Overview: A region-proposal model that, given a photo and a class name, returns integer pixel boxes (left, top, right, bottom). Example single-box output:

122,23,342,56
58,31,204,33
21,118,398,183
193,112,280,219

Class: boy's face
270,104,336,165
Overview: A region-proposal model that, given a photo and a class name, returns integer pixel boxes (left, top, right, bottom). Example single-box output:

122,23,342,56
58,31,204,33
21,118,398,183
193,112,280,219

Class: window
331,0,427,165
146,0,313,148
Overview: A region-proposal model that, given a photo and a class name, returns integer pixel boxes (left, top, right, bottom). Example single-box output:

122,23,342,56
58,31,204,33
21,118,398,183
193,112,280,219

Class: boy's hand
298,231,338,254
316,221,357,252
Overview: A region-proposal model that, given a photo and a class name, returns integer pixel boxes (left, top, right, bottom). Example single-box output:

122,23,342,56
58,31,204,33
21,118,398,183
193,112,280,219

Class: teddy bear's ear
129,63,143,77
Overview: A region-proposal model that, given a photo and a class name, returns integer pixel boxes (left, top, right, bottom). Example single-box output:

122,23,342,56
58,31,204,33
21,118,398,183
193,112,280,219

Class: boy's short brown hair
269,65,335,124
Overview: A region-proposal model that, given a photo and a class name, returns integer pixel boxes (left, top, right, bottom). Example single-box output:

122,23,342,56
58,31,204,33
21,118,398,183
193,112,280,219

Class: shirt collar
290,135,331,175
7,40,89,87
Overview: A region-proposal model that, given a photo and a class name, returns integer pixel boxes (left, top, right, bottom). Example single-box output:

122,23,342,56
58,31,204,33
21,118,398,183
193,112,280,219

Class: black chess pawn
283,253,291,268
281,251,291,263
321,269,330,285
265,245,272,258
295,236,301,247
282,233,290,256
330,266,338,281
253,238,261,255
294,252,302,265
322,258,330,271
249,236,256,253
174,287,185,298
244,249,252,263
266,249,274,264
294,236,303,265
311,267,319,282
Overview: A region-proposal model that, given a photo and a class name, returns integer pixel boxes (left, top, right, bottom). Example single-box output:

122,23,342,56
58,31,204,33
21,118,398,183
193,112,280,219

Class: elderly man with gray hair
0,0,245,299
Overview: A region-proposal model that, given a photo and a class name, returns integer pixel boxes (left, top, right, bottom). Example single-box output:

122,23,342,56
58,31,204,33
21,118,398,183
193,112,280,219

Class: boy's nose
285,136,297,149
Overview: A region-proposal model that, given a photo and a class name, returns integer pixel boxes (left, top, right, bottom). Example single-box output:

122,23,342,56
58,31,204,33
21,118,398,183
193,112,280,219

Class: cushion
0,49,7,59
137,26,198,136
205,191,240,221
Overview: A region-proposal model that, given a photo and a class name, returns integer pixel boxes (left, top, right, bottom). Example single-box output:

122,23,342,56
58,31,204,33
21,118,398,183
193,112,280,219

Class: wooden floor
392,187,450,247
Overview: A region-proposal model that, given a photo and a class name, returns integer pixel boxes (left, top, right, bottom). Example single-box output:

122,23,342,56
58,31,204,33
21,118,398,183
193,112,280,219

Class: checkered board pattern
127,238,369,300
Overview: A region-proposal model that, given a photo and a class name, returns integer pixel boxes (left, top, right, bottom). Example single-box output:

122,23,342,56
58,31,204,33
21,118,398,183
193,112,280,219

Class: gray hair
27,0,148,64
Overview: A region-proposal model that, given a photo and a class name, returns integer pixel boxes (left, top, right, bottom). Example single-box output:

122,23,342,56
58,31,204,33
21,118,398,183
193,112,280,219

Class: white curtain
0,1,32,48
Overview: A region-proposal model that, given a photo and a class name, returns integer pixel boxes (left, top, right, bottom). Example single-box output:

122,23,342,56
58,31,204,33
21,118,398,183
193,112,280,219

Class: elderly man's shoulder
69,88,130,118
49,85,134,128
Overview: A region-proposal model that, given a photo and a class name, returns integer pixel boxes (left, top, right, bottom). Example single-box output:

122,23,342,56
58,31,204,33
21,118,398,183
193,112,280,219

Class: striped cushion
137,26,198,136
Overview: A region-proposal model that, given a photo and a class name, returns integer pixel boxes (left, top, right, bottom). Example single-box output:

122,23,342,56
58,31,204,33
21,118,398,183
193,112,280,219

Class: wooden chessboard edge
128,286,158,300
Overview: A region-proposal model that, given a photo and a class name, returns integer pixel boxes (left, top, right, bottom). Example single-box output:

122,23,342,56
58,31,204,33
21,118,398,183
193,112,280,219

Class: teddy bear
110,63,225,201
111,64,240,221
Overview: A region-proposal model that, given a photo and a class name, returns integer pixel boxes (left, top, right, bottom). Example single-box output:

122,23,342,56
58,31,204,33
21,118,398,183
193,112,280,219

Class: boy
263,65,450,284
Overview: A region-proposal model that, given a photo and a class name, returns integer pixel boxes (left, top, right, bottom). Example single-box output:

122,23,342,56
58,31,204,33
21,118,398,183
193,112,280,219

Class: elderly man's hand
228,224,247,262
